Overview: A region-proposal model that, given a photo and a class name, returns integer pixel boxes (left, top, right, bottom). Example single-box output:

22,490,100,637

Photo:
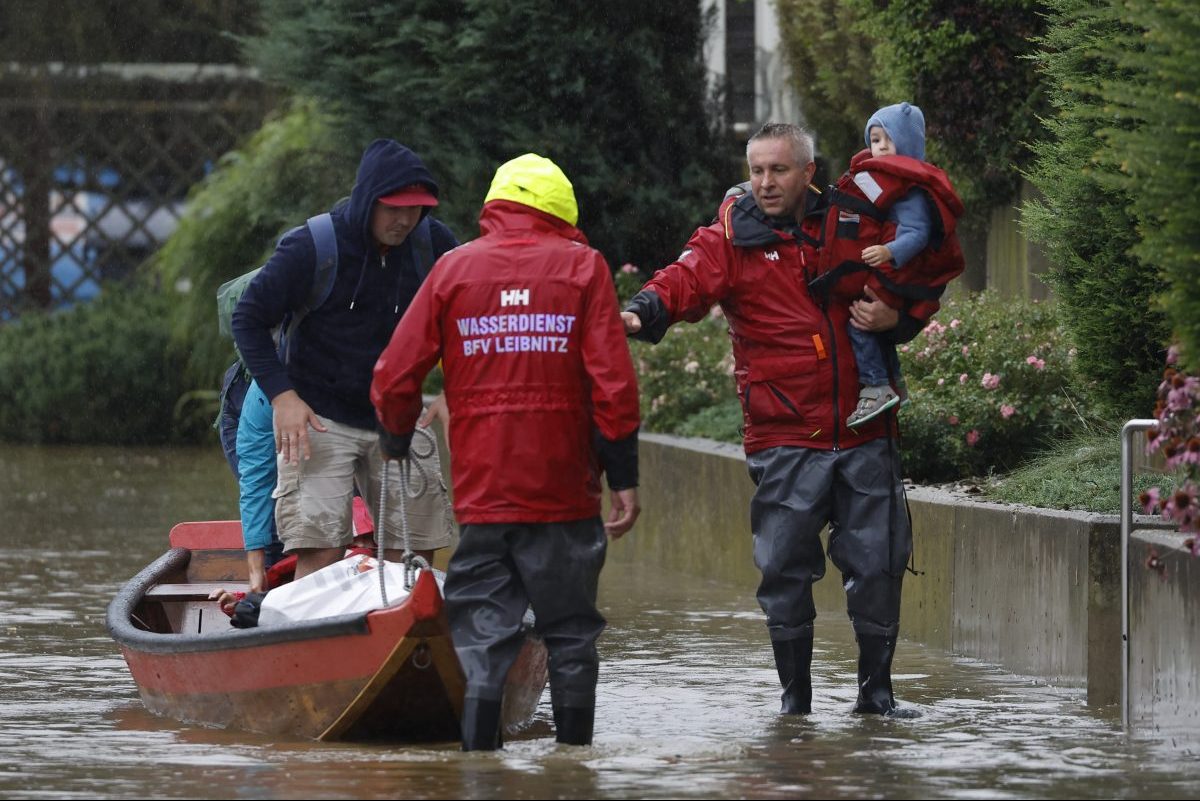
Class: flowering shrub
1140,351,1200,557
896,292,1091,482
613,263,647,306
629,310,740,441
615,264,741,442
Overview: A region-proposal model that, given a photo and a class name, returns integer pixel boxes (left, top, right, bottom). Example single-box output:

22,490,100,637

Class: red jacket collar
478,200,589,245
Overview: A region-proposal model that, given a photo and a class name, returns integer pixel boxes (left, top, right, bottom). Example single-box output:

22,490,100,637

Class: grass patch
982,427,1178,514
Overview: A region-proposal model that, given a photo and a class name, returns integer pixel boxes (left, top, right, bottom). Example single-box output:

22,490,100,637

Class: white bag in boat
258,555,423,627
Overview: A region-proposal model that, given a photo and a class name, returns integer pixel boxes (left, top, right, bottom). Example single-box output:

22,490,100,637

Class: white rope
377,459,390,607
377,426,450,600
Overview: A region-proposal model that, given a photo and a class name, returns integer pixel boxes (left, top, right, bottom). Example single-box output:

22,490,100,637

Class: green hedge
1022,0,1168,420
0,286,197,444
1092,0,1200,371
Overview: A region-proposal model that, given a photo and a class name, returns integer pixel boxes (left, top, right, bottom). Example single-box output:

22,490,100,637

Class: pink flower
1140,487,1161,515
948,415,959,426
1163,484,1198,529
1168,344,1180,365
1167,437,1200,470
620,263,639,274
924,320,946,337
962,346,970,357
1180,438,1200,470
937,378,945,386
950,319,962,329
981,373,1001,390
1168,385,1194,413
966,429,980,446
959,373,969,385
1000,404,1015,419
1025,356,1046,370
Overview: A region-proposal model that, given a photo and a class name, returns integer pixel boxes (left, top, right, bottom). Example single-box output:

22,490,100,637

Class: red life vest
816,149,965,323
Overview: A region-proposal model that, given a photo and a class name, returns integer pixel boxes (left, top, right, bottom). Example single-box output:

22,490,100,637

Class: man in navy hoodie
232,139,459,579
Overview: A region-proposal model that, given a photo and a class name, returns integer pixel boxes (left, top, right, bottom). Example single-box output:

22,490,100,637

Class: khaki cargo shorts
273,415,452,553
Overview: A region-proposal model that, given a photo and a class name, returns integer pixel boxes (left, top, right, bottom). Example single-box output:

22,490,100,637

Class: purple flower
1168,386,1193,413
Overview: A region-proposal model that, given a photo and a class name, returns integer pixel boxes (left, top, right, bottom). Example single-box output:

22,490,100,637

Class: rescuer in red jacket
622,123,918,718
371,153,641,750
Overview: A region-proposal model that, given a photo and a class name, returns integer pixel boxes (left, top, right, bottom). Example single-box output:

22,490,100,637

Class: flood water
1,444,1198,799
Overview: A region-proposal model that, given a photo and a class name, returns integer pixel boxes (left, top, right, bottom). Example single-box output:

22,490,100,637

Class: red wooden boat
106,521,548,741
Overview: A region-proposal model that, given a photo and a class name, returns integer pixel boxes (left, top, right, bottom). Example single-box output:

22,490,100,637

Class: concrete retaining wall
1128,529,1200,734
615,433,1190,718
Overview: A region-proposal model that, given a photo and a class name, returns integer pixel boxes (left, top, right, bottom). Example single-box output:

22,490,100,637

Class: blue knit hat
865,102,926,161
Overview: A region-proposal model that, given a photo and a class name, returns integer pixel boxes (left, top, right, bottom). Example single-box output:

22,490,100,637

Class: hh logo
764,250,780,262
500,288,530,307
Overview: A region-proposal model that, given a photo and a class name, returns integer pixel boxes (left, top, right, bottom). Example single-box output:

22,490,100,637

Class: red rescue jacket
636,187,892,454
371,201,640,524
816,150,964,323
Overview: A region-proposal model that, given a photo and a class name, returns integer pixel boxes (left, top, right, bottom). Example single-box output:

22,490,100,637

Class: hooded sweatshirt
862,102,933,268
232,139,459,430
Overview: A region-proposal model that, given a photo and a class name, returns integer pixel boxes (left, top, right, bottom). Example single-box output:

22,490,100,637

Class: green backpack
215,212,435,468
217,212,340,366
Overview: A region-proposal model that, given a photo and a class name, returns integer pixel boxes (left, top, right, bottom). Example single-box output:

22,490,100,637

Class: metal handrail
1120,418,1158,729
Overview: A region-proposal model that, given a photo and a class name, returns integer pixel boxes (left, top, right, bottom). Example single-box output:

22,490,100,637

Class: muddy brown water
1,444,1198,799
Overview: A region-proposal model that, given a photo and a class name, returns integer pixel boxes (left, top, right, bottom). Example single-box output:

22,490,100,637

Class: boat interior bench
146,582,251,602
138,582,252,635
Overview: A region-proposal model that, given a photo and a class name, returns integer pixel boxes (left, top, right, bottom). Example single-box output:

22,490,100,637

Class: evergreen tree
246,0,730,270
0,1,256,63
776,0,880,175
1093,0,1200,371
1022,0,1168,419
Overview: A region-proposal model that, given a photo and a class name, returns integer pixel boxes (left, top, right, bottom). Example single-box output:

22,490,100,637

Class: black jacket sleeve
623,289,672,344
594,427,639,490
879,312,924,346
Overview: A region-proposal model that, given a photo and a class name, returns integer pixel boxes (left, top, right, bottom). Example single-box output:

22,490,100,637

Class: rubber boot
770,636,813,714
460,697,503,751
853,633,897,715
553,705,595,745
